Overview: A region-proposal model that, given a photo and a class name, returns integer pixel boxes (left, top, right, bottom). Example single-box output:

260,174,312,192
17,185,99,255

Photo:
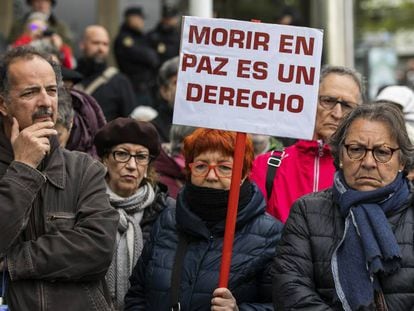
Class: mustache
32,107,53,121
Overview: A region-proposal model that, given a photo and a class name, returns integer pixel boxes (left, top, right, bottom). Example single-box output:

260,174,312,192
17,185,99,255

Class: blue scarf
331,171,409,311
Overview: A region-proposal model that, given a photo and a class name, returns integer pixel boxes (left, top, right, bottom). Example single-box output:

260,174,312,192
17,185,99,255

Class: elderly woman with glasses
93,117,175,310
273,103,414,310
124,128,283,310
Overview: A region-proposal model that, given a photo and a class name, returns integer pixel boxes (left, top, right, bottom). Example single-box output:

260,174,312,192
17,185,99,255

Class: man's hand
211,288,239,311
11,118,57,168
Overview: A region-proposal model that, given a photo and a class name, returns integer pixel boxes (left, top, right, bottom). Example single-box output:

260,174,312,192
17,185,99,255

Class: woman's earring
339,162,343,168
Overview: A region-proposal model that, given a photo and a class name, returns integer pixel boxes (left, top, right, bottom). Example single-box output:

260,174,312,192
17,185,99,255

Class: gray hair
329,102,414,174
320,65,365,103
0,45,63,98
169,124,197,156
157,56,179,87
56,88,74,130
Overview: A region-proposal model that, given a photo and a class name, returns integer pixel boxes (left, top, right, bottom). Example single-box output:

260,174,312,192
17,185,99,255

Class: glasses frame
111,150,153,165
188,161,233,178
343,144,400,163
318,95,357,112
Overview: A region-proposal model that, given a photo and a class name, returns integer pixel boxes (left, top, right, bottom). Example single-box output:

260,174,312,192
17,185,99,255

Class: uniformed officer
114,7,160,107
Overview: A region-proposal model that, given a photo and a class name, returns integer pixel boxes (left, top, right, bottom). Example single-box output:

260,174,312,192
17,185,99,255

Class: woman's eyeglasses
343,144,400,163
112,150,152,165
188,161,233,178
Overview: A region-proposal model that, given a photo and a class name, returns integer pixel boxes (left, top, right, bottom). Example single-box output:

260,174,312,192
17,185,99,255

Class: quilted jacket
273,187,414,310
124,183,283,310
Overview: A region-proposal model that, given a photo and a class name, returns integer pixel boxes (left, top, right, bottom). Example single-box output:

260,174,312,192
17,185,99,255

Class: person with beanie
124,128,283,310
94,117,175,310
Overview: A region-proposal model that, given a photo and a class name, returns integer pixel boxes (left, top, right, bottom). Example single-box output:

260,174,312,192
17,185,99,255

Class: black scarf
184,180,253,229
76,57,107,78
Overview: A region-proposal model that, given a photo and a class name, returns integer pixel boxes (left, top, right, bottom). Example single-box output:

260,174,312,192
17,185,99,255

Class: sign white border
173,16,323,140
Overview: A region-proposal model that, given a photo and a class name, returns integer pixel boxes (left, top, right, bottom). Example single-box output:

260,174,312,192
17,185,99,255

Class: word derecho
174,16,323,139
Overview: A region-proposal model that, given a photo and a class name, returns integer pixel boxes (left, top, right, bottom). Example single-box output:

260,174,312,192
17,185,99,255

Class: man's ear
0,95,9,117
159,84,169,101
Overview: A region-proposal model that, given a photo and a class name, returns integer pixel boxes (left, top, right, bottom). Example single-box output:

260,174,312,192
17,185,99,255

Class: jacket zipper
47,214,76,221
40,282,45,311
313,140,324,192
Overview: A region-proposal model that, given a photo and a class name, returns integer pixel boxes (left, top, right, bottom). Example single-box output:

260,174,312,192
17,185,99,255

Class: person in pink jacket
250,65,364,222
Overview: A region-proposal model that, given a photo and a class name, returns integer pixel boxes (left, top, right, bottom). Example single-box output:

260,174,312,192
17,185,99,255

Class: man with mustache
75,25,138,121
0,46,119,310
250,65,364,222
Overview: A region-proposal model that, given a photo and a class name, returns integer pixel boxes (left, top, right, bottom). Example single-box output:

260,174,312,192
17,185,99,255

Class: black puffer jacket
125,183,283,310
272,187,414,310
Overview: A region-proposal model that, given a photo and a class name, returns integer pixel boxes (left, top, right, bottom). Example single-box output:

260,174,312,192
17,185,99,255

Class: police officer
114,6,160,108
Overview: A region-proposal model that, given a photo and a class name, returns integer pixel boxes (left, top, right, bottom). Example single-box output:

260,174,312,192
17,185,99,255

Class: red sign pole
218,19,260,289
218,131,247,287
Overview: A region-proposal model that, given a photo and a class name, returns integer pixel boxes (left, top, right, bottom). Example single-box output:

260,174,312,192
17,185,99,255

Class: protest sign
173,16,323,140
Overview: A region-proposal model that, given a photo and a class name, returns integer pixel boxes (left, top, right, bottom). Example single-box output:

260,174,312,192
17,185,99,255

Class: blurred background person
376,85,414,143
251,134,284,157
56,67,107,158
12,12,74,68
76,25,138,121
8,0,74,47
154,124,197,199
114,6,159,108
94,117,175,310
275,5,304,26
124,128,282,310
273,103,414,310
151,56,179,142
147,4,180,67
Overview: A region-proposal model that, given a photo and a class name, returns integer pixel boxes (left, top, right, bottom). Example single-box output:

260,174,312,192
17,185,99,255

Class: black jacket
273,187,414,310
124,183,283,310
147,23,180,65
76,60,138,121
114,24,159,95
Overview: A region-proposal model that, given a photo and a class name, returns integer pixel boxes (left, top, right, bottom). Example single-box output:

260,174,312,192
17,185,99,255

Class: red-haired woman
125,128,283,310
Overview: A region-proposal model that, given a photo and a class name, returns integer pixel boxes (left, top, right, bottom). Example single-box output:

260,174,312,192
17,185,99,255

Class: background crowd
1,0,414,310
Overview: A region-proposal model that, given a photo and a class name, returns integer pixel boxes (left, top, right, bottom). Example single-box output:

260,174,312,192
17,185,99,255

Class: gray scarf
105,182,155,310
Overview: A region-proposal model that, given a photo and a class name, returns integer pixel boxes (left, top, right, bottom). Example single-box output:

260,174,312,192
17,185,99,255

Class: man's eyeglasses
343,144,400,163
319,95,357,113
188,161,233,178
112,150,152,165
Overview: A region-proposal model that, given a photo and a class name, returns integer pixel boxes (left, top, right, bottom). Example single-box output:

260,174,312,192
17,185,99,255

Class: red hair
183,128,254,180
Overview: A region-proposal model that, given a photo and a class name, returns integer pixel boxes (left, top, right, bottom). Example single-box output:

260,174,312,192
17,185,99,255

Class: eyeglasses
343,144,400,163
319,95,358,113
112,150,152,165
188,161,233,178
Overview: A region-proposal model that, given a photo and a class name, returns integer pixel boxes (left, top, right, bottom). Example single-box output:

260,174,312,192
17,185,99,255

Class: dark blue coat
124,183,283,310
